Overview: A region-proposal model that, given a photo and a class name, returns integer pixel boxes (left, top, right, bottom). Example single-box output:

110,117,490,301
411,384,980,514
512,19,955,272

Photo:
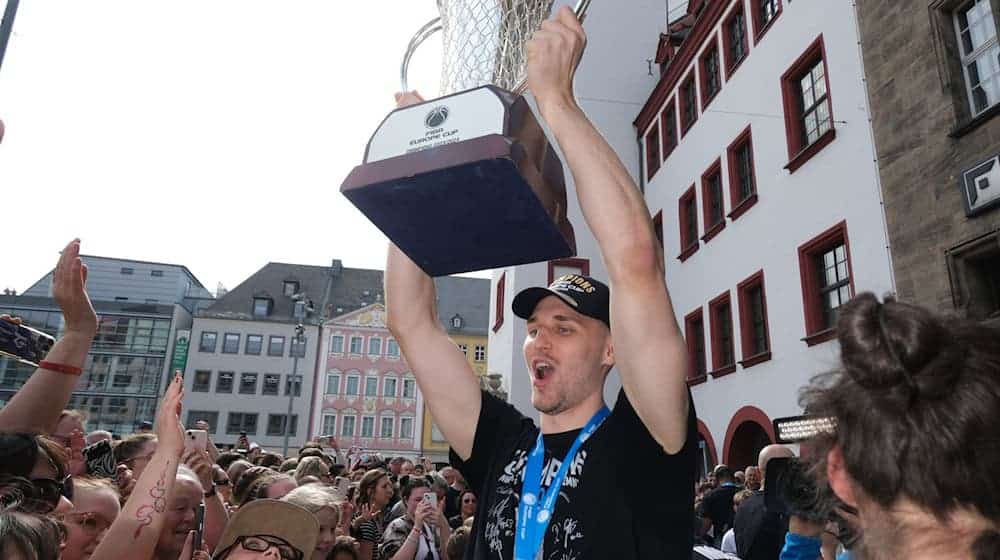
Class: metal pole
0,0,21,73
282,324,303,457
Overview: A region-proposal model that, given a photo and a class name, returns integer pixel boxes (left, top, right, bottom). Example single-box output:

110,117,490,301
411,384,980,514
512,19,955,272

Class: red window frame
722,1,750,79
737,270,772,368
493,272,506,333
645,121,661,181
780,35,836,173
699,35,723,110
750,0,783,44
726,125,758,221
677,185,700,262
700,158,726,243
708,290,737,378
661,99,678,161
679,71,699,136
684,307,708,386
547,258,590,284
652,210,664,250
798,221,854,346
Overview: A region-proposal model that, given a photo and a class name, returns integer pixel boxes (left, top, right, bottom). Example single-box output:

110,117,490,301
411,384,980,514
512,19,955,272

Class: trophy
341,0,593,277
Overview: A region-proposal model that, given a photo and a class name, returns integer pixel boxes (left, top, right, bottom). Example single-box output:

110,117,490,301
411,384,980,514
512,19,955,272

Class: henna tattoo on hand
133,461,170,540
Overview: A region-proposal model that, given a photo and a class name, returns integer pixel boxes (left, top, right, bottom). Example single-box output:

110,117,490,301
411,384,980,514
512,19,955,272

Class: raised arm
384,196,481,460
526,8,689,453
0,239,98,435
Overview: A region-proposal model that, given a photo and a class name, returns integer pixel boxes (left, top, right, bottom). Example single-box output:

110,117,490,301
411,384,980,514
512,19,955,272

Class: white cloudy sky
1,1,462,293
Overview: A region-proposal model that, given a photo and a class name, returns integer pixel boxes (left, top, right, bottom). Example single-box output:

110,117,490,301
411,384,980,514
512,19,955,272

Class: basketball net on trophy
342,1,593,277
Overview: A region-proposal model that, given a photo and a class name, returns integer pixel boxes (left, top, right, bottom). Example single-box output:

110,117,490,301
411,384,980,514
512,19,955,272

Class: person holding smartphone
381,477,450,560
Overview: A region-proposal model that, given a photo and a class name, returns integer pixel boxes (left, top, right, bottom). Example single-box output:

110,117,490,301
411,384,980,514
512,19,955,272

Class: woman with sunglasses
446,491,475,531
58,476,120,560
0,433,75,515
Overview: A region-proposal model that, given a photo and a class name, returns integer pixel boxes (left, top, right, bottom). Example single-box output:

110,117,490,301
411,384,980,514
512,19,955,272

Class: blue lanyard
514,406,610,560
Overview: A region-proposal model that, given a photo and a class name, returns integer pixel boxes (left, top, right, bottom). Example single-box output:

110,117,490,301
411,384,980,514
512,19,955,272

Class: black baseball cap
512,274,610,328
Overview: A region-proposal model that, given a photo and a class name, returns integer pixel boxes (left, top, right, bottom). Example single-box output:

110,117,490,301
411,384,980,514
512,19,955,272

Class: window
494,273,506,332
699,40,722,109
653,210,664,252
349,336,363,354
738,270,772,367
474,345,486,362
382,377,397,398
946,231,1000,320
285,375,302,396
283,281,299,297
151,270,164,277
323,334,342,356
114,297,129,301
708,291,736,377
684,308,708,385
402,378,416,399
186,411,218,433
290,336,306,358
645,122,661,180
199,331,217,353
326,373,340,394
222,333,240,354
368,337,382,356
701,160,726,242
458,344,468,356
400,417,414,439
723,3,749,77
216,371,234,393
226,413,258,435
266,414,298,437
262,374,280,395
268,336,285,356
321,415,337,436
245,334,263,355
252,297,271,318
120,267,134,275
548,257,590,284
955,0,1000,116
798,221,853,345
345,375,360,396
661,100,678,160
726,125,758,220
364,377,378,397
192,370,211,392
341,415,356,437
751,0,782,41
361,416,375,438
386,339,400,357
451,315,463,329
380,416,394,439
680,72,699,134
781,36,835,172
239,372,258,395
678,185,700,261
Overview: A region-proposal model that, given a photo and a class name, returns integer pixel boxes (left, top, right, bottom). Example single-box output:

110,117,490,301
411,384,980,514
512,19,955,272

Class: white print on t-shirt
486,448,589,559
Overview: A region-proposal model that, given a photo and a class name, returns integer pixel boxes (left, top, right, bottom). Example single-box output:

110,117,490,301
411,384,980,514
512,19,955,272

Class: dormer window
451,315,463,329
253,297,272,317
283,281,299,297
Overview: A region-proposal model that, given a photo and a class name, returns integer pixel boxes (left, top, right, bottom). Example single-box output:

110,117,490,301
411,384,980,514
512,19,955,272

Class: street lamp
282,322,305,456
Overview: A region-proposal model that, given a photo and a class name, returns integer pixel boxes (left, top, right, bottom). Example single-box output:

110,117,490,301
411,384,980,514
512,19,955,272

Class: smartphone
82,439,117,478
0,319,55,367
193,502,205,551
184,430,208,454
423,492,438,509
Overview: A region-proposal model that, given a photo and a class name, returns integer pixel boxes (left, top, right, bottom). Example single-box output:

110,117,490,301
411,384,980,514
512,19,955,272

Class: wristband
39,361,83,376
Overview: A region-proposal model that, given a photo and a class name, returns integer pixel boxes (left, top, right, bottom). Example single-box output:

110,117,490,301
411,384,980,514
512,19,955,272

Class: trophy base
342,134,575,277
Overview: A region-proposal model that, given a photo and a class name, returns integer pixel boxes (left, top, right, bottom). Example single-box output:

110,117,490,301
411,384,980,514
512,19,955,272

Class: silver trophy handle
401,0,594,95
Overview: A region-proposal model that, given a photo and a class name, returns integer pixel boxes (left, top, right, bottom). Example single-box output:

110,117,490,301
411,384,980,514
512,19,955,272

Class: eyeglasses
58,511,112,535
32,475,73,504
214,478,231,486
238,535,302,560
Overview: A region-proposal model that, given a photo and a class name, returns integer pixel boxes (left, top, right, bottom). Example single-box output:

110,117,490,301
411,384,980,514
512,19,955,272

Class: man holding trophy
382,5,696,559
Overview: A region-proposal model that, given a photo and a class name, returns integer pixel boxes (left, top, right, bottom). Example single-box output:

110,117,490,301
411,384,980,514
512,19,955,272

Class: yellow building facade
421,332,489,461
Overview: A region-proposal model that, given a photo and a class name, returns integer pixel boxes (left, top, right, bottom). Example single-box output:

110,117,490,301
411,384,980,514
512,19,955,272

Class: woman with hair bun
793,292,1000,560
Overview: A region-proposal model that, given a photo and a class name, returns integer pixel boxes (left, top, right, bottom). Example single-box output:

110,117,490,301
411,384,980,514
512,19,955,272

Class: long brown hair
357,469,389,508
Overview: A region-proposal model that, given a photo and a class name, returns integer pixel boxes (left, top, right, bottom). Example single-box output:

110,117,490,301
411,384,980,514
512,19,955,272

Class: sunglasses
58,511,112,535
239,535,302,560
32,476,74,505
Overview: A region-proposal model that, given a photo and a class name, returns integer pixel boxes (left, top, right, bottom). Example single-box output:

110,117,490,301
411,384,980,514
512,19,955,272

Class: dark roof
434,276,491,336
198,262,385,324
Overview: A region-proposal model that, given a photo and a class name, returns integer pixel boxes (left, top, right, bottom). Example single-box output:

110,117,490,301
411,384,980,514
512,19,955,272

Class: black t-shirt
733,491,788,560
698,484,739,536
450,388,697,560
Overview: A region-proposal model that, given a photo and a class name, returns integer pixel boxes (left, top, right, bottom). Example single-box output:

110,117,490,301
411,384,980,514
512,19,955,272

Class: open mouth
531,359,554,381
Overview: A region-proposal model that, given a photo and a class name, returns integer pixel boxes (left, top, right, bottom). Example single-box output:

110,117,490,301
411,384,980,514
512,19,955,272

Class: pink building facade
308,304,423,458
